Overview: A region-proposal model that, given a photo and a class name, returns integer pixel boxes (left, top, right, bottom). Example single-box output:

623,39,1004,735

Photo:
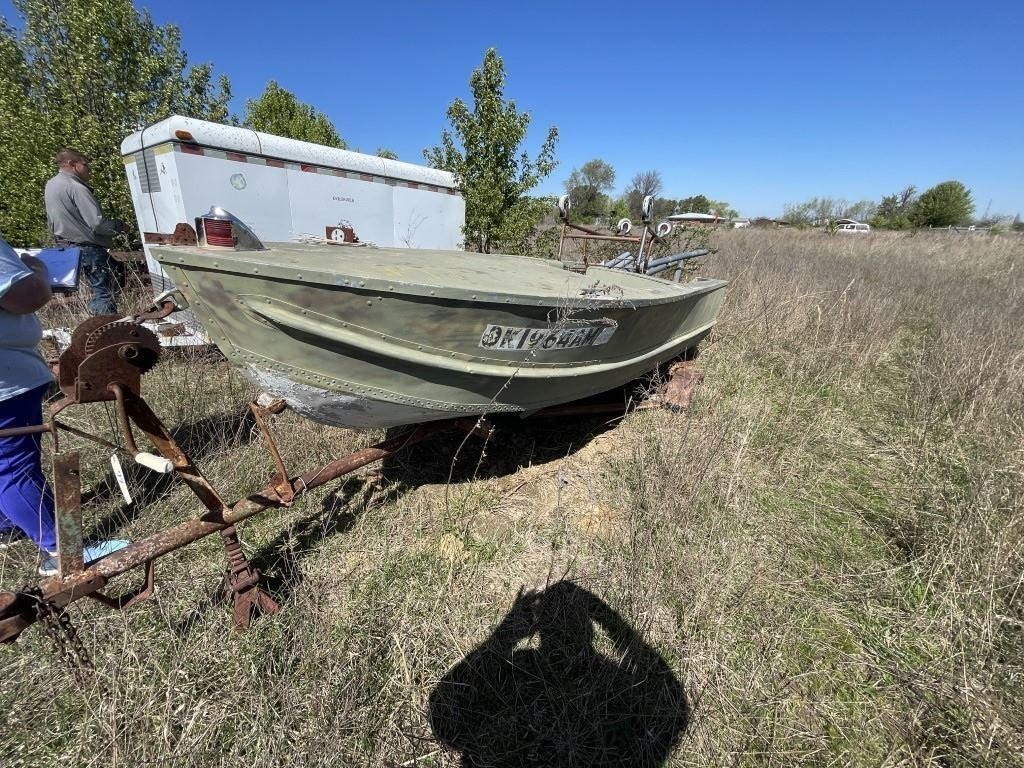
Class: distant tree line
560,163,737,225
782,181,980,230
2,0,1002,256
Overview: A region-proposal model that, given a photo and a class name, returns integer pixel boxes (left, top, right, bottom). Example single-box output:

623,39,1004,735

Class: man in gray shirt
44,148,129,315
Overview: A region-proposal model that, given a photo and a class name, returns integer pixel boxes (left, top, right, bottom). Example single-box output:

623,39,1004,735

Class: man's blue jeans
80,244,124,315
0,384,57,552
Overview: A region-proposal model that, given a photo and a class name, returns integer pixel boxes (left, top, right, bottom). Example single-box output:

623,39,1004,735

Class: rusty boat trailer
0,293,699,645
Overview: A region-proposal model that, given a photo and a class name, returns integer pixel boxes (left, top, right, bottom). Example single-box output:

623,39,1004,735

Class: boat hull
154,243,726,428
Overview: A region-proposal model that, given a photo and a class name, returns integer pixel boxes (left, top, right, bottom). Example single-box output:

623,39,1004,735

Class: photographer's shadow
429,581,689,767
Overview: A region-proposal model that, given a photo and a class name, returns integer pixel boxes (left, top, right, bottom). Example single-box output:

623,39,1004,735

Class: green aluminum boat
150,210,727,428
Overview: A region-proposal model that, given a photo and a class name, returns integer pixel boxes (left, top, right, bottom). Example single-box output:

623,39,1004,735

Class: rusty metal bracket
143,223,197,247
53,451,84,578
132,300,177,323
556,206,669,271
86,561,155,610
249,400,294,504
131,289,189,322
662,361,705,410
220,526,279,631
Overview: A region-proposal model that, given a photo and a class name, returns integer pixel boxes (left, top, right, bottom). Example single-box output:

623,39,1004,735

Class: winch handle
134,452,174,474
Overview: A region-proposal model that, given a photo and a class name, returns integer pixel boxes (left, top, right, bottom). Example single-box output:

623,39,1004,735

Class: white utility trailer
121,115,465,296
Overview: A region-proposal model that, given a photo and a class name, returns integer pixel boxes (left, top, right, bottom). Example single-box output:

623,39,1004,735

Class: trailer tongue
0,290,483,643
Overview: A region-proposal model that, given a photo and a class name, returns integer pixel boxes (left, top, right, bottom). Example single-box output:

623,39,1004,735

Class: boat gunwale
153,244,728,308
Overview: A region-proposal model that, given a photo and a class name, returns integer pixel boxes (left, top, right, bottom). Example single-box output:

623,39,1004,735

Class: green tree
424,48,558,253
708,199,739,219
0,0,230,245
679,195,713,214
243,81,345,148
870,186,916,230
910,181,974,227
608,196,631,222
564,159,615,221
376,147,398,160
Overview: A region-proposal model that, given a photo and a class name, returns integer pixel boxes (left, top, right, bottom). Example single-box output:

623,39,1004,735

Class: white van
836,222,871,234
121,116,465,295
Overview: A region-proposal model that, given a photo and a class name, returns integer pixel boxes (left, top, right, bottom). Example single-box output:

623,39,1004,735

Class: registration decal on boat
479,323,616,351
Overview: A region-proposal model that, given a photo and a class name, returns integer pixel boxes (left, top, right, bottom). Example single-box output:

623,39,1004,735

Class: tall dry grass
0,230,1021,766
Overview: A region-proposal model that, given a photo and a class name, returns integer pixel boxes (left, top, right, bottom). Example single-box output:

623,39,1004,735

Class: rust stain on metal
662,362,705,409
57,318,160,404
0,423,52,439
220,526,280,631
143,223,197,246
53,451,84,577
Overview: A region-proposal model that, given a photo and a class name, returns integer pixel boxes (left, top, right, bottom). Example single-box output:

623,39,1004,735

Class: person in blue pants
0,233,127,575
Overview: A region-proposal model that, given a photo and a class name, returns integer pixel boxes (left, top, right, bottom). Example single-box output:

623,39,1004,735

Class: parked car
836,222,871,234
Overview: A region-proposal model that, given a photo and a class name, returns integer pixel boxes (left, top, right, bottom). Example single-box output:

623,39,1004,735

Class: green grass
1,229,1022,766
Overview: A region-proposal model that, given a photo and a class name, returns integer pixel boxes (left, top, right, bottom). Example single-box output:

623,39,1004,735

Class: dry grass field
1,229,1022,766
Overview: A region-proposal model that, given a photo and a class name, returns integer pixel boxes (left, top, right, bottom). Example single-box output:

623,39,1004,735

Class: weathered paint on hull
153,242,726,428
246,366,479,428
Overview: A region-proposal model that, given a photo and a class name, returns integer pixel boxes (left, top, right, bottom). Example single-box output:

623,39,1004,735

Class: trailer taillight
204,219,235,247
195,207,266,251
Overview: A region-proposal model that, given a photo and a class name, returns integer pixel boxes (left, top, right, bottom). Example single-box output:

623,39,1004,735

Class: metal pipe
636,227,649,272
53,422,124,454
647,260,693,276
644,249,709,270
646,252,707,269
643,250,708,268
0,421,133,454
0,424,52,438
645,261,701,276
600,252,632,268
565,221,628,237
563,233,643,243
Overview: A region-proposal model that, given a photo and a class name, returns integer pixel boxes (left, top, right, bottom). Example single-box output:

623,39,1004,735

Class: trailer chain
23,585,94,684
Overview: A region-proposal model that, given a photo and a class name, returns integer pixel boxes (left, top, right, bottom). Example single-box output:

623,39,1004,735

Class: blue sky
3,1,1022,217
